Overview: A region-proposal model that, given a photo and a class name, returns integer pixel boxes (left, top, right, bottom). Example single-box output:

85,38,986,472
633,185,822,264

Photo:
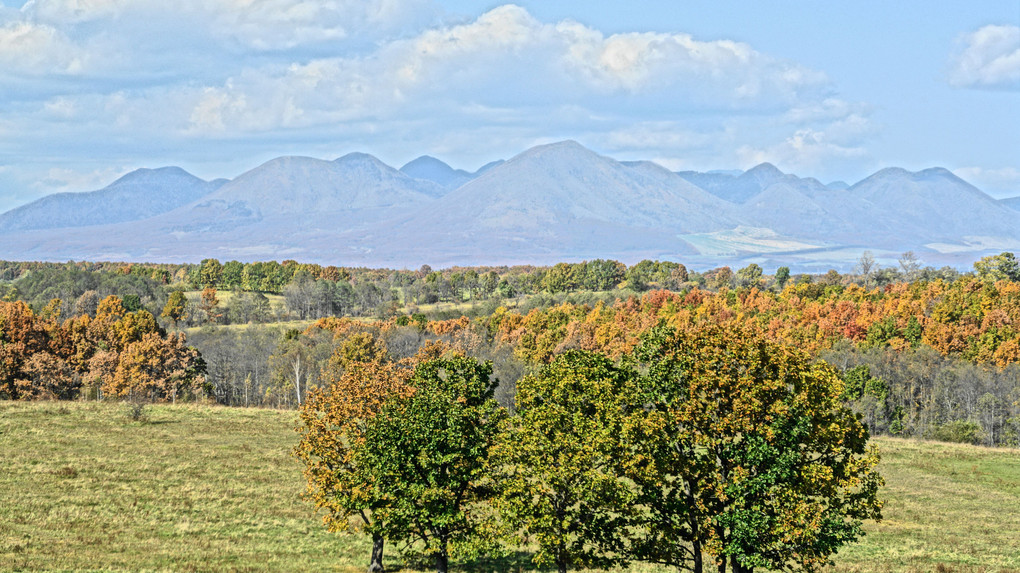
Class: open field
182,319,317,337
1,401,1018,572
182,290,287,309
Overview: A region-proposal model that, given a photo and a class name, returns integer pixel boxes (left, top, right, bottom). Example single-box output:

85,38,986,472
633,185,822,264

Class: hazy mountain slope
0,142,1017,269
156,153,446,233
420,141,738,232
363,141,743,264
206,153,443,213
847,167,1020,242
0,167,221,232
741,181,850,238
678,163,789,204
1001,197,1020,212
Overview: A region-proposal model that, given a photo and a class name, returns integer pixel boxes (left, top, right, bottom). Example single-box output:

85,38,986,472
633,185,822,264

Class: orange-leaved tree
105,332,206,402
294,342,418,573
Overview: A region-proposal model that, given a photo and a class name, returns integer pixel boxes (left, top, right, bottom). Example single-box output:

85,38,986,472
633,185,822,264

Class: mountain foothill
1,141,1018,270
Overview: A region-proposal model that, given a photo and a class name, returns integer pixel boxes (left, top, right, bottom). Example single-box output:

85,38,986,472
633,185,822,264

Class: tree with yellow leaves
106,332,206,402
627,323,883,572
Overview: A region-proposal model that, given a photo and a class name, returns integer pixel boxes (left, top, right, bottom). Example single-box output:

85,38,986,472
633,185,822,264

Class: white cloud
21,0,125,24
174,4,837,137
381,5,827,105
0,3,880,200
736,127,869,175
954,166,1020,196
21,0,437,51
949,24,1020,89
0,20,85,75
33,165,131,193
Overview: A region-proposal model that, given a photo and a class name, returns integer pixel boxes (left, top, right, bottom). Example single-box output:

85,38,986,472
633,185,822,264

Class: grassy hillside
1,401,1017,572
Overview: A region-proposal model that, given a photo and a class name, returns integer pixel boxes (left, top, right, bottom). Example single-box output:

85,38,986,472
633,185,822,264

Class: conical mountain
429,140,736,231
399,156,473,191
0,167,221,232
370,141,740,265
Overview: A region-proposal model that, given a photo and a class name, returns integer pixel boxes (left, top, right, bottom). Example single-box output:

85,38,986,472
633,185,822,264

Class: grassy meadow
1,401,1017,572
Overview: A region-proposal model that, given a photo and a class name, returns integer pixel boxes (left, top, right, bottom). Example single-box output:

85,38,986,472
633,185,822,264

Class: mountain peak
742,162,785,180
400,155,473,191
335,151,389,167
508,140,602,166
860,166,912,182
401,155,450,171
917,167,969,185
0,165,217,233
525,140,592,154
111,166,200,186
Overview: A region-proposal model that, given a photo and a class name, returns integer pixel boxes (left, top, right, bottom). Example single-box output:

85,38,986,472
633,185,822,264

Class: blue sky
0,0,1017,212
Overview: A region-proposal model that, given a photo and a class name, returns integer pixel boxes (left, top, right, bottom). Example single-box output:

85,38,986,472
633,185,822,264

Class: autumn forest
2,253,1020,572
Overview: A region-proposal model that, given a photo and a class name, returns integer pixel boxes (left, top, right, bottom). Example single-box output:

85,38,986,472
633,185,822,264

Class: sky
0,0,1017,212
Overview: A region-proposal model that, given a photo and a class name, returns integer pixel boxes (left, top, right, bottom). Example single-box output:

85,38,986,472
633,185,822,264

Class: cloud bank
949,24,1020,89
0,1,881,209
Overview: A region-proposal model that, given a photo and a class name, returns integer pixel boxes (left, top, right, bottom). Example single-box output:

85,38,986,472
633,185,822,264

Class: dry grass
1,402,1017,572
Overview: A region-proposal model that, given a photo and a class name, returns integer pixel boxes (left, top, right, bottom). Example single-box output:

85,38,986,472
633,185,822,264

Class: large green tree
492,350,639,573
626,323,884,573
357,355,505,573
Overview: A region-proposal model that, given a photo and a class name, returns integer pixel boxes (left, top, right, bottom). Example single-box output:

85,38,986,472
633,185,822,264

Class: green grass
1,402,1017,572
0,401,362,572
829,437,1020,572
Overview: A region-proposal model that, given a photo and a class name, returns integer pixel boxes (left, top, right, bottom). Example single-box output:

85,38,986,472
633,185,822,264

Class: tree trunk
434,549,448,573
556,502,568,573
367,533,384,573
730,555,751,573
292,353,302,405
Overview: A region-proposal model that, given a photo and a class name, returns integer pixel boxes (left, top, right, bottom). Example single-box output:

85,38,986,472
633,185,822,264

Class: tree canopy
628,323,884,572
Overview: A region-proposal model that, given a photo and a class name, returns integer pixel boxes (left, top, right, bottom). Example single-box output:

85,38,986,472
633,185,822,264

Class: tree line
5,253,1020,446
295,322,883,573
3,250,981,323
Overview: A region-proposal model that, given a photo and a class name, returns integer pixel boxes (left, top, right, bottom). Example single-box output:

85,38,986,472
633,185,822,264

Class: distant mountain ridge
0,141,1017,270
170,153,444,232
0,167,224,233
1002,196,1020,212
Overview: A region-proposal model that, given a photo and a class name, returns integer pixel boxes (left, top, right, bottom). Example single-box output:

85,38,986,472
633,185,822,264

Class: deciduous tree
162,290,187,329
492,350,639,573
357,355,505,573
627,323,883,573
296,358,414,572
106,332,206,402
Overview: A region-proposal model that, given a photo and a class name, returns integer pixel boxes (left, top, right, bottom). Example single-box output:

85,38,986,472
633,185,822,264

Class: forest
2,253,1018,446
2,253,1020,571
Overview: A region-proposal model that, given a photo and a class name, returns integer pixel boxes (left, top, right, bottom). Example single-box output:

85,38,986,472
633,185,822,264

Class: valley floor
1,401,1017,572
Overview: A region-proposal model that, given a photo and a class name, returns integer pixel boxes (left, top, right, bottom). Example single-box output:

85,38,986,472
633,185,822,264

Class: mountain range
1,140,1018,271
